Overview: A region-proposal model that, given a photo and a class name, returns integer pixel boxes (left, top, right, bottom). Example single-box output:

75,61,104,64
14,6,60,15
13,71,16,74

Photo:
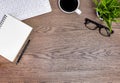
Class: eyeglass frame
84,18,114,37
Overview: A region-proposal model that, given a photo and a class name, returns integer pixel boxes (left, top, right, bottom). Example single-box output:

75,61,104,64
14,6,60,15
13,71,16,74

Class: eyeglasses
84,18,114,37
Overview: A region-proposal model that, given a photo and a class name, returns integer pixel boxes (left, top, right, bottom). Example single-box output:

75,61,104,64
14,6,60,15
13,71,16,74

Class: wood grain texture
0,0,120,83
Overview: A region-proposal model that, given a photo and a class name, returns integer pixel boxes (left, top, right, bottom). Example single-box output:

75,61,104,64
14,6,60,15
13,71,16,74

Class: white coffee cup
58,0,82,15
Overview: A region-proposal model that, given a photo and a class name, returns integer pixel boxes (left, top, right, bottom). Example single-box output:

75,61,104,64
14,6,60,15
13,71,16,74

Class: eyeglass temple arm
84,18,108,29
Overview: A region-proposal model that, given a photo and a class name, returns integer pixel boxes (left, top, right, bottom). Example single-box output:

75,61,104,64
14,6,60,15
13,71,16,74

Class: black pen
16,40,30,64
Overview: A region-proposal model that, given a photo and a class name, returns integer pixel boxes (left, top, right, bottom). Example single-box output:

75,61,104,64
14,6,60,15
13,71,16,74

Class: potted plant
93,0,120,33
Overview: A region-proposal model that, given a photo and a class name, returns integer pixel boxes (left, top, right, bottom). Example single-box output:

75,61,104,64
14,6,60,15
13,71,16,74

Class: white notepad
0,0,52,20
0,14,32,62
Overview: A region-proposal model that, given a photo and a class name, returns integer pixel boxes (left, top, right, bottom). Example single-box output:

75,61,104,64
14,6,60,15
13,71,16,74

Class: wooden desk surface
0,0,120,83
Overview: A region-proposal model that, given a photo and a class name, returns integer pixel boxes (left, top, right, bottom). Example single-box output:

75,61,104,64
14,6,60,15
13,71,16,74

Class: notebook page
0,15,32,62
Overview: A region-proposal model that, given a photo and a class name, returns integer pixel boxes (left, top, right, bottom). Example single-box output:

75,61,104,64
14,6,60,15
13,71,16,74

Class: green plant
93,0,120,32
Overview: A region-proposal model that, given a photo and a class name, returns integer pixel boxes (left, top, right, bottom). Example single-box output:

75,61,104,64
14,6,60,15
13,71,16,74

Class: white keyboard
0,0,52,20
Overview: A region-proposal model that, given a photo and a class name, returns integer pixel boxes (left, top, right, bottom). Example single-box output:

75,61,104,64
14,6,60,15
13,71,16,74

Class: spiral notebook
0,14,32,63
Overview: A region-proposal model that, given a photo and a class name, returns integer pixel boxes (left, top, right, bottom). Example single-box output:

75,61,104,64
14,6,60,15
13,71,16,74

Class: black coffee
59,0,78,12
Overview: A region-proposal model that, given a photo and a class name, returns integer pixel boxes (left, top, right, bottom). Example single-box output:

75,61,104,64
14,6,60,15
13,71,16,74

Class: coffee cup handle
75,9,82,15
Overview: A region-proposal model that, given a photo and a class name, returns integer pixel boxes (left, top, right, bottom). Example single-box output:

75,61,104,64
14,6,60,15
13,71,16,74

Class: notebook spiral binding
0,15,7,28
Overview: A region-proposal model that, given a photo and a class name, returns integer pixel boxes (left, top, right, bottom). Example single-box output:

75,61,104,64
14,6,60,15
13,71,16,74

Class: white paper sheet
0,0,52,20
